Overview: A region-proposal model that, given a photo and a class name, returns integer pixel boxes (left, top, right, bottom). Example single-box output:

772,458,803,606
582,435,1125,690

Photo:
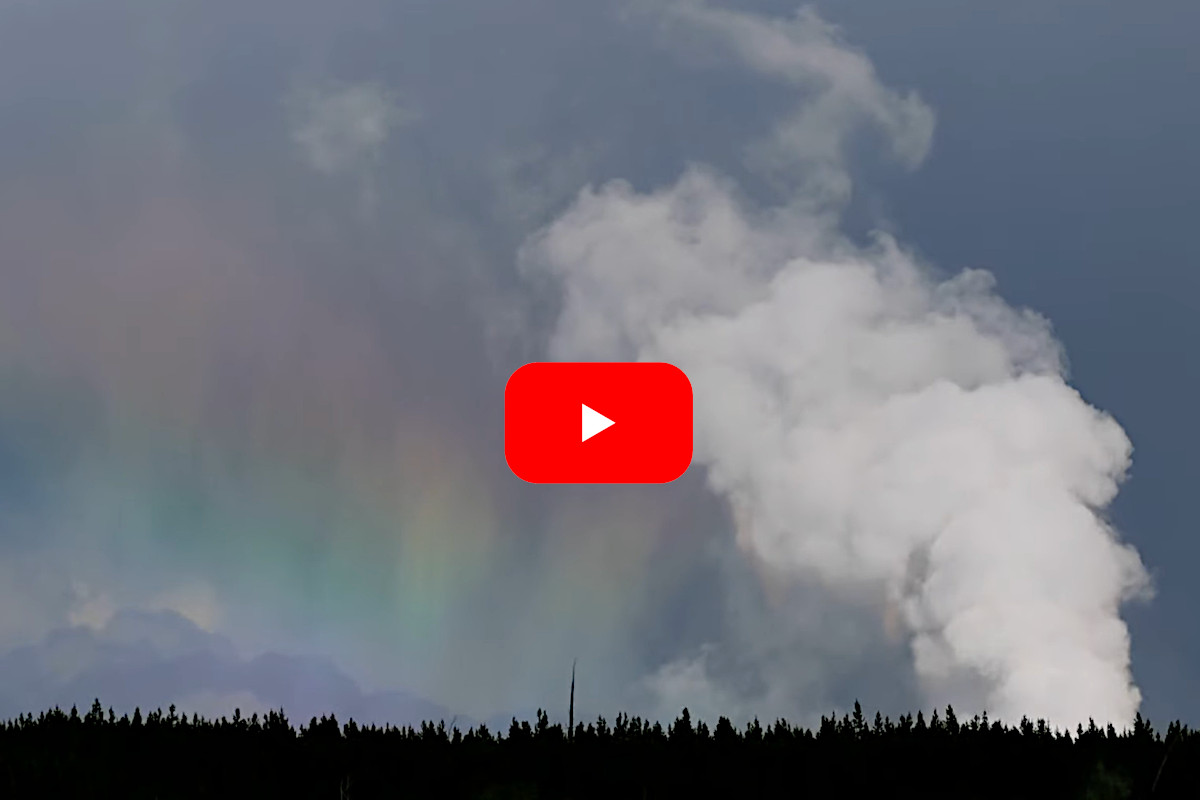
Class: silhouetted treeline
1,699,1196,798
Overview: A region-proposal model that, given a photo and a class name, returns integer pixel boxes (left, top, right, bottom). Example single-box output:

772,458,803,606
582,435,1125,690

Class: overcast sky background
0,0,1197,728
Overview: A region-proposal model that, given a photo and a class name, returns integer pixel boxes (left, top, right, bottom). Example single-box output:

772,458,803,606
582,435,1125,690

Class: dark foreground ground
1,701,1194,798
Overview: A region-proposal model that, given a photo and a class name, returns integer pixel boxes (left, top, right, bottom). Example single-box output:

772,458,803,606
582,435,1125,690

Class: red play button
504,362,693,484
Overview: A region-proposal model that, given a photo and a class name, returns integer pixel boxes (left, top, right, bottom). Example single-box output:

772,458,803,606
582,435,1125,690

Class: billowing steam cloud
520,3,1149,726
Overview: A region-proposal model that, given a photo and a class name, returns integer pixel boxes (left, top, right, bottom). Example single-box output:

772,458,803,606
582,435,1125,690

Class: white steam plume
519,4,1149,726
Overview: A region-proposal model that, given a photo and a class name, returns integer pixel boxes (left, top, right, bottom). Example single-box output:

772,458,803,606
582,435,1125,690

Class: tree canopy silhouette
0,699,1195,798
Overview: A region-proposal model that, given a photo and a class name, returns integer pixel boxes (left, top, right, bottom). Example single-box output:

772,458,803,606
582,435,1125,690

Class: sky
0,0,1197,729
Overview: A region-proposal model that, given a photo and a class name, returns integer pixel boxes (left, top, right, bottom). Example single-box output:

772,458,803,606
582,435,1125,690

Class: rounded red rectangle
504,362,693,484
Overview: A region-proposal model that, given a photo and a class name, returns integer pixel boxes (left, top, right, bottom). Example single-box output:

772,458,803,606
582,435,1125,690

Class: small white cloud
149,582,221,632
644,646,744,724
289,82,416,175
67,583,116,631
659,2,935,201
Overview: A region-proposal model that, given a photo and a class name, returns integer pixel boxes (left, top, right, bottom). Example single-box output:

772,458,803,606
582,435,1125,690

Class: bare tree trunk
568,659,576,743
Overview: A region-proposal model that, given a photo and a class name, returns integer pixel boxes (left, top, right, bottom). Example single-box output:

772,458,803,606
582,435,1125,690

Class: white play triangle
581,403,615,442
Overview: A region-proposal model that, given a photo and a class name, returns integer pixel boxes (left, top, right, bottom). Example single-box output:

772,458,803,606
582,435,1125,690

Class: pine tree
851,701,866,738
945,705,959,735
671,708,694,741
714,716,737,746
